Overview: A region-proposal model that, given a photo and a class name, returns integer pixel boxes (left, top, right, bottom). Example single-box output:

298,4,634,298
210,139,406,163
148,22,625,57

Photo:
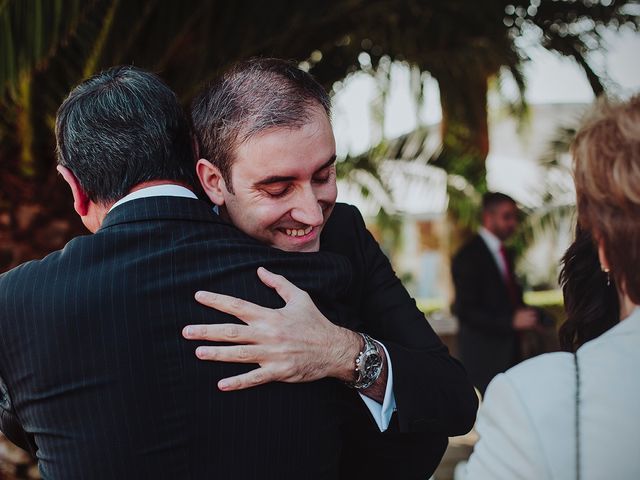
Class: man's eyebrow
314,156,337,174
254,155,336,186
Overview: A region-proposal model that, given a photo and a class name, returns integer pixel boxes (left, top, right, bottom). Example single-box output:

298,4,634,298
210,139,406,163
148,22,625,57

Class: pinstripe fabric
0,197,352,479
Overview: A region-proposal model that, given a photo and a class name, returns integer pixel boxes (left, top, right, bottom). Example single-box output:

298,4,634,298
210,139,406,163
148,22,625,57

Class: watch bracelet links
345,332,384,390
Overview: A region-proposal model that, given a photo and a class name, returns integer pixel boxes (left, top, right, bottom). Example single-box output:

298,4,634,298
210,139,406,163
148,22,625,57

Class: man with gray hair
185,58,478,477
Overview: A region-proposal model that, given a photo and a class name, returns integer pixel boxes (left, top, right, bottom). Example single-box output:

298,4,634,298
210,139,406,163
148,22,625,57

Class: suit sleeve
458,374,548,480
451,248,514,335
0,373,36,454
349,206,477,436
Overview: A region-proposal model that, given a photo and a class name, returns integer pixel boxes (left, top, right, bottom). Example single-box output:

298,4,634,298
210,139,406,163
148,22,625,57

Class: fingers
183,323,251,342
218,368,272,391
256,267,300,303
195,345,262,364
194,290,265,321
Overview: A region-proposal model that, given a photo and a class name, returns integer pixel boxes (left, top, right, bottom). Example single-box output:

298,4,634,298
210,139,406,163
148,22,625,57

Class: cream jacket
459,307,640,480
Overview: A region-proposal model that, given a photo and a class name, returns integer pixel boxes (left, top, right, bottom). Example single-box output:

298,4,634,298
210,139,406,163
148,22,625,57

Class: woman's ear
196,159,228,206
57,165,91,216
596,235,610,272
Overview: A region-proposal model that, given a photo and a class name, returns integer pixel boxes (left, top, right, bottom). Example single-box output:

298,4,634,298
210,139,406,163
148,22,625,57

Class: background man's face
483,201,519,241
220,107,337,252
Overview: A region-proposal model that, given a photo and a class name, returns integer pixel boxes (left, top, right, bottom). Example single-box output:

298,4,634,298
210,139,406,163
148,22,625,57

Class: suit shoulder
0,255,54,284
452,235,484,262
324,203,367,240
0,236,86,290
329,202,364,226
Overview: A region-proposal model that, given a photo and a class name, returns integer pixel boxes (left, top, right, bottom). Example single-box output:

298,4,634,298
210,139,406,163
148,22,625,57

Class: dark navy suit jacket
451,234,524,394
0,197,354,479
0,198,476,479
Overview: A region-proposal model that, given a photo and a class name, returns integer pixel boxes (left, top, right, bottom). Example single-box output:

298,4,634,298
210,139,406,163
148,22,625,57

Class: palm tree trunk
436,69,490,192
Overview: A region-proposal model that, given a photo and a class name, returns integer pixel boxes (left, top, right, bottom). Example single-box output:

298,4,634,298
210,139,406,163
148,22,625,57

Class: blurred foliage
0,0,638,272
510,114,584,287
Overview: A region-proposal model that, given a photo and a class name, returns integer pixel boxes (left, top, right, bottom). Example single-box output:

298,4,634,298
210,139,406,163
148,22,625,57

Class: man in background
452,192,541,394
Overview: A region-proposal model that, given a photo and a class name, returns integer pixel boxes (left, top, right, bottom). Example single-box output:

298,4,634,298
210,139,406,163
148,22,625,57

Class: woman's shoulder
491,351,577,408
505,351,574,384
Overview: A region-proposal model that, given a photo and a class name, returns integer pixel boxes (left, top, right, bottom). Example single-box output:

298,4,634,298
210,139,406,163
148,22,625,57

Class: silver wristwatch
347,332,384,390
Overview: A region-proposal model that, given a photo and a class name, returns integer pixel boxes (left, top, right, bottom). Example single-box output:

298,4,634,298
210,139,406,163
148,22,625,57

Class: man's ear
196,159,228,206
57,165,90,216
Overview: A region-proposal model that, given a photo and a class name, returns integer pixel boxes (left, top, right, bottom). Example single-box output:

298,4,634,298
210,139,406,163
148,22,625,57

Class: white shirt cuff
358,342,396,432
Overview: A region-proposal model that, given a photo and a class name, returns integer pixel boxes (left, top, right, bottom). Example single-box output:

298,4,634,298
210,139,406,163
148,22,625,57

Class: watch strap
346,332,384,390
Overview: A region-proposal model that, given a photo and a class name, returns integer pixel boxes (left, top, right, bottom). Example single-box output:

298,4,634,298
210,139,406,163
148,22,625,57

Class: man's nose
290,187,324,227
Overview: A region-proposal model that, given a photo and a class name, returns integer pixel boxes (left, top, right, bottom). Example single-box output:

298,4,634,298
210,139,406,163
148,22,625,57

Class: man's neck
127,180,191,194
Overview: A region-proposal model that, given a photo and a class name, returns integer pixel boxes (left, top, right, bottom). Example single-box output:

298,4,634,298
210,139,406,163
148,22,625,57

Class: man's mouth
284,226,313,237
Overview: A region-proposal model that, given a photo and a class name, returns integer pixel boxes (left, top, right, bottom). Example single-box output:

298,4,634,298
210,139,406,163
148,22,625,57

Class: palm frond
0,0,96,94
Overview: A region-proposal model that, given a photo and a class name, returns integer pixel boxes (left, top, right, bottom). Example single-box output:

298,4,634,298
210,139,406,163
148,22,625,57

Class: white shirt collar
108,184,197,213
479,226,502,253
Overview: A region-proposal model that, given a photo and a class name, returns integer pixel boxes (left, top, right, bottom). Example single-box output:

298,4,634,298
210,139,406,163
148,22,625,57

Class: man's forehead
230,113,335,181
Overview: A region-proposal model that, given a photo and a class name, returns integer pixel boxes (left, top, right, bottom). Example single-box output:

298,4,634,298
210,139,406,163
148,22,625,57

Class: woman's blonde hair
572,95,640,304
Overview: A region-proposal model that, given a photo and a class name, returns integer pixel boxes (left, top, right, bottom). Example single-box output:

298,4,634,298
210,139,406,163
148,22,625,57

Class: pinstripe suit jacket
1,198,477,479
0,196,353,479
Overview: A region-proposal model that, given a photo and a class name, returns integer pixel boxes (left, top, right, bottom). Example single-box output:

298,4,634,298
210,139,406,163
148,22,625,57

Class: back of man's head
55,65,197,204
190,57,331,191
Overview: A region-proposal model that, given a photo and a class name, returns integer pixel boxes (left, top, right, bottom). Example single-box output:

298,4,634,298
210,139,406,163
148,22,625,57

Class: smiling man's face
203,106,337,252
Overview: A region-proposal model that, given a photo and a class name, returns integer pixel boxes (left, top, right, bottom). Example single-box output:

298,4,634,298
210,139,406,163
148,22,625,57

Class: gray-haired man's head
56,65,197,205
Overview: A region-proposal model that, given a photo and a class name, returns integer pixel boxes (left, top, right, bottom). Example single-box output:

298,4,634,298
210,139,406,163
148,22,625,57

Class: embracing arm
182,204,476,434
184,268,385,398
337,205,478,435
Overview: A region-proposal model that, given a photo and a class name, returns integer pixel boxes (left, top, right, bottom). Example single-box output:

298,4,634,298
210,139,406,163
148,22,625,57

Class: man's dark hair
55,65,197,204
481,192,516,213
190,57,331,192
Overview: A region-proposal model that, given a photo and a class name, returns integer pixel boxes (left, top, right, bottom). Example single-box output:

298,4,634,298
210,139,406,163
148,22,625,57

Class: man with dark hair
55,65,199,205
186,58,478,477
0,65,365,478
451,192,539,394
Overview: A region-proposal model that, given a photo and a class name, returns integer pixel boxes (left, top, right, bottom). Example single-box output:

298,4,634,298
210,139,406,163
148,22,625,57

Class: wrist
329,327,363,382
346,333,384,390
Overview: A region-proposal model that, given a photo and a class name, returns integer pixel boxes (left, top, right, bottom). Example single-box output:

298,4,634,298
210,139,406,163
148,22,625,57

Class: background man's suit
0,198,476,478
451,234,523,394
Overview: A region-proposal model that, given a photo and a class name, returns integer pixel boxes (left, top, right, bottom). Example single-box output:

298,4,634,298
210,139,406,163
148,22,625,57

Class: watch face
350,335,384,389
363,353,382,376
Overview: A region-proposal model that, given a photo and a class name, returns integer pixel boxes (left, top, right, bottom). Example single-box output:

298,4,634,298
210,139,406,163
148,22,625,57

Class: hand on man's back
183,267,361,391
